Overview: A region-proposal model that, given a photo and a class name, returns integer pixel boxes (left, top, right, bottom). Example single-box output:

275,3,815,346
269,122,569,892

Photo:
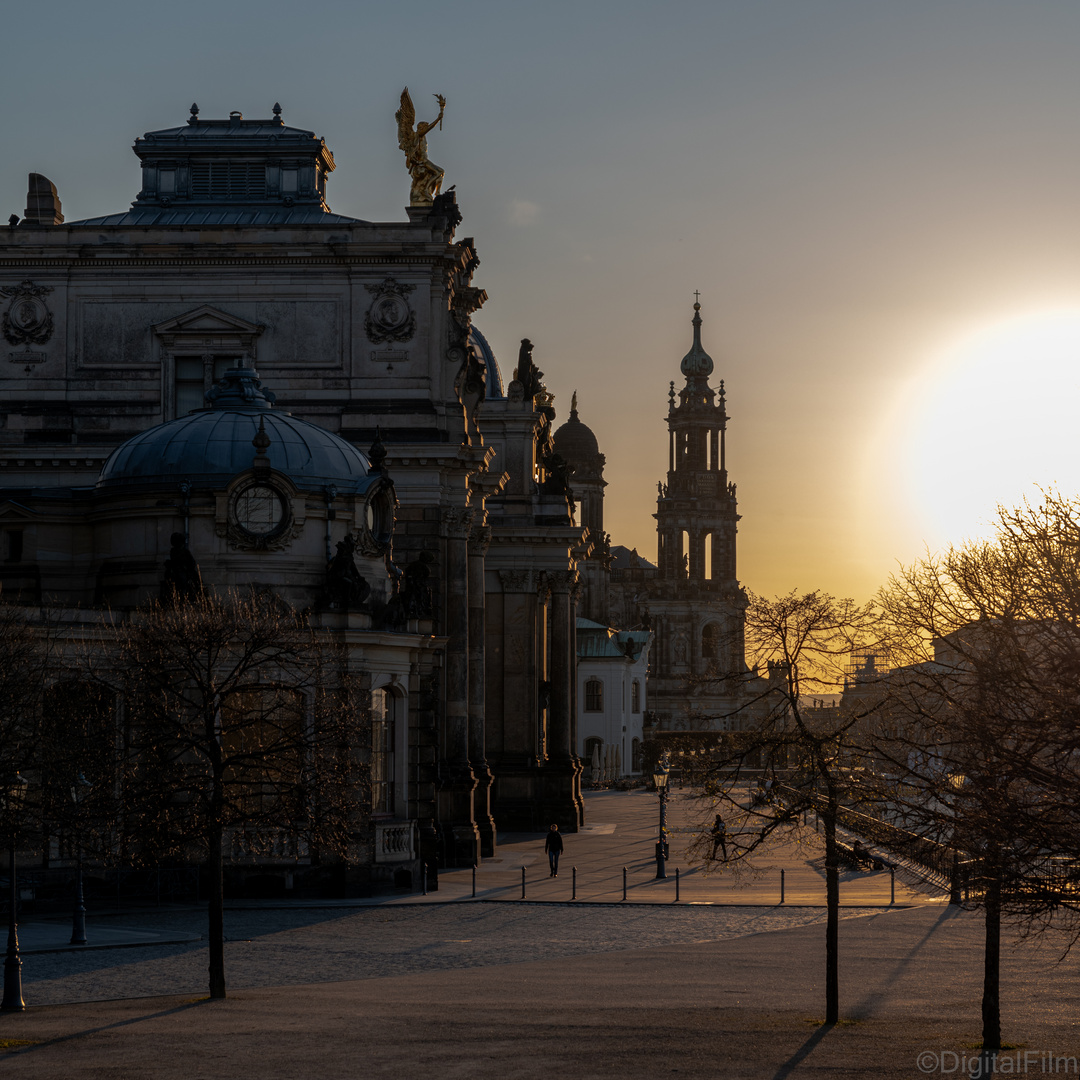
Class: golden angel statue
395,87,446,206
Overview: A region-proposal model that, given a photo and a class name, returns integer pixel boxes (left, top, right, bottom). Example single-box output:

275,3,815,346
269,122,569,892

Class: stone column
468,524,496,857
486,568,542,831
438,507,479,867
569,576,585,826
539,569,580,831
548,571,574,763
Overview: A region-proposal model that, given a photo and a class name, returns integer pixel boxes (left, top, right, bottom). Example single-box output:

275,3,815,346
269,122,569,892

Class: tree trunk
982,866,1001,1050
207,819,225,1000
207,757,226,1001
823,801,839,1024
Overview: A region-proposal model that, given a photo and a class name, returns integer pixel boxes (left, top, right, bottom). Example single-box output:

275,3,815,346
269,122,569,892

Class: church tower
647,300,749,731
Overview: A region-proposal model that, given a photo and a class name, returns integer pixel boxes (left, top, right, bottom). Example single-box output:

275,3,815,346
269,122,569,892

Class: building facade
0,104,587,889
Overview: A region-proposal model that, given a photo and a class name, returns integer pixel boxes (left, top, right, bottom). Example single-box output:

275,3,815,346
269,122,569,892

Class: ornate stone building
0,104,585,889
645,302,754,730
607,301,761,733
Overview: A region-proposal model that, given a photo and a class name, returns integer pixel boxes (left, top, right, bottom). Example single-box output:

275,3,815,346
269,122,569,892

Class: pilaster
437,505,478,866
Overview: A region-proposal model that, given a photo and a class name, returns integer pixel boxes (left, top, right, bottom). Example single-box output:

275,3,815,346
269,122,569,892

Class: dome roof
553,392,604,474
680,302,714,379
469,326,504,399
97,365,371,491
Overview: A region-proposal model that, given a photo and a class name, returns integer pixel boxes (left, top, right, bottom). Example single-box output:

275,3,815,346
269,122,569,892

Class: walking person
711,813,728,861
545,823,563,877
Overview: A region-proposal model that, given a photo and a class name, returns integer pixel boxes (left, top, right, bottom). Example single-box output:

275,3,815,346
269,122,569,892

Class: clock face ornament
234,484,286,538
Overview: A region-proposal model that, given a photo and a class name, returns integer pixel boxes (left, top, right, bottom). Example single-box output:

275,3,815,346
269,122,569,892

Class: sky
5,1,1080,602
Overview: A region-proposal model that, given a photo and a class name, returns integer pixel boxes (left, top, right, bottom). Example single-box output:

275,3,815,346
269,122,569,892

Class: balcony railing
375,820,416,863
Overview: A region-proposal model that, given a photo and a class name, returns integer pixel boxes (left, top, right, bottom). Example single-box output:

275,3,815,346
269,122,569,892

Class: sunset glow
892,310,1080,550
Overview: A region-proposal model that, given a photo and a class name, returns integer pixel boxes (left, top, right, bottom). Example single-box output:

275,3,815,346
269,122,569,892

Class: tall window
585,678,603,712
371,688,396,815
174,355,242,417
175,357,206,417
631,680,641,714
702,623,721,660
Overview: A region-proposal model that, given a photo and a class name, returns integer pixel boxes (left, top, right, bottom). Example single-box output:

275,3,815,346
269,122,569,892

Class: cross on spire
693,290,700,304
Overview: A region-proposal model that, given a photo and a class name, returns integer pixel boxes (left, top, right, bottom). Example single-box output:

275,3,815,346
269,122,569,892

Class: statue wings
396,87,417,148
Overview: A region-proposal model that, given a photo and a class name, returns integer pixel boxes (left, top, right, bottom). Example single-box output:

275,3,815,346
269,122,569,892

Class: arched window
632,738,642,773
631,680,641,714
702,622,721,660
585,679,603,712
585,736,603,762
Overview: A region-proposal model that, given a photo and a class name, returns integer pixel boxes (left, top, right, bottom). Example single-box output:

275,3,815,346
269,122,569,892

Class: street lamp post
2,772,29,1013
70,773,91,946
653,756,669,880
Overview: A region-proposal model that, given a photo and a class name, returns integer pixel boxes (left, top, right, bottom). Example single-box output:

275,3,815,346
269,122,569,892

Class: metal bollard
572,866,577,901
422,861,428,897
472,864,477,899
675,866,680,902
623,866,627,901
521,865,526,900
890,868,895,905
780,868,785,904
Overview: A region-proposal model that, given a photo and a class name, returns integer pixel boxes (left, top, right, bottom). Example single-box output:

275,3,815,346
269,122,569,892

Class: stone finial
252,415,271,454
368,426,388,477
189,103,199,125
273,102,283,123
23,174,63,226
570,390,578,420
252,415,272,474
7,215,17,228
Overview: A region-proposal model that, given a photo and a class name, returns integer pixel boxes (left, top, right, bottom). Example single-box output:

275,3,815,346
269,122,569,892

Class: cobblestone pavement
20,902,882,1006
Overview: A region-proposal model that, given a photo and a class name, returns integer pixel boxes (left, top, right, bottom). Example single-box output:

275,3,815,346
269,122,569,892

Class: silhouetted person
545,823,563,877
711,814,728,861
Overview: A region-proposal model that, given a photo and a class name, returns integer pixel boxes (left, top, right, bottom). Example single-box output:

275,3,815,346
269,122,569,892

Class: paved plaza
1,790,1077,1078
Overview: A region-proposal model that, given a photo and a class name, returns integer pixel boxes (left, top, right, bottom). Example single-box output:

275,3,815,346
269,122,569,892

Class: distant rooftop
66,104,367,227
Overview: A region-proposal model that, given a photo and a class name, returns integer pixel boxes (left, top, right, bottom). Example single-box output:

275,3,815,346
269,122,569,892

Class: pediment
152,306,264,338
0,500,36,519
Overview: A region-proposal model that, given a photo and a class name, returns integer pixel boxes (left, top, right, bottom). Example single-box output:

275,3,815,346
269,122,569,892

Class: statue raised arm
396,87,446,206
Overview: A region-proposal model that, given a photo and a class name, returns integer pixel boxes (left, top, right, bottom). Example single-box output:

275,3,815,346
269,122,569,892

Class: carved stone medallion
364,278,416,344
1,280,54,347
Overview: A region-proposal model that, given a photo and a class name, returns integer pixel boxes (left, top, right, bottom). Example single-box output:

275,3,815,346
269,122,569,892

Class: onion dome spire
680,297,714,379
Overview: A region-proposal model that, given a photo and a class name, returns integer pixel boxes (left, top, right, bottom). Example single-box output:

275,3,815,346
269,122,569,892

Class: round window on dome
234,483,286,538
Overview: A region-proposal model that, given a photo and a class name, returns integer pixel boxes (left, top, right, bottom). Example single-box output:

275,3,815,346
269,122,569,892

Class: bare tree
691,590,884,1024
0,603,52,841
82,590,358,1000
877,490,1080,1051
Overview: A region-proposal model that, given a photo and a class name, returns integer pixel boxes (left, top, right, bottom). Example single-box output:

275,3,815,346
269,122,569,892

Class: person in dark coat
711,814,728,861
544,824,564,877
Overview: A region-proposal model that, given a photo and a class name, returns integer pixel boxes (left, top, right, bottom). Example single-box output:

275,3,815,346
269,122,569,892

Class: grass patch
0,1039,39,1051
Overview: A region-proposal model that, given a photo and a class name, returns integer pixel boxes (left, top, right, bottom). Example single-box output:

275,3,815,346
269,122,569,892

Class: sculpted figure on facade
160,532,203,605
395,87,446,206
322,534,372,609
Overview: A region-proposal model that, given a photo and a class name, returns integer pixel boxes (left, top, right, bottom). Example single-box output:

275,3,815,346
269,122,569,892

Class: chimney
23,173,64,225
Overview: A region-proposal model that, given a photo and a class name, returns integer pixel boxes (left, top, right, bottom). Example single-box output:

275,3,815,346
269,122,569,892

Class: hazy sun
893,309,1080,549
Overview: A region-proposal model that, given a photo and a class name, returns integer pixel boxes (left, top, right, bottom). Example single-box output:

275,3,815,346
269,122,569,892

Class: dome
97,365,371,491
553,392,604,477
469,326,504,399
680,301,714,379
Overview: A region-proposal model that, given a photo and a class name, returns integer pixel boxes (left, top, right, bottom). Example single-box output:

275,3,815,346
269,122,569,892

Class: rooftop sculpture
395,87,446,206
